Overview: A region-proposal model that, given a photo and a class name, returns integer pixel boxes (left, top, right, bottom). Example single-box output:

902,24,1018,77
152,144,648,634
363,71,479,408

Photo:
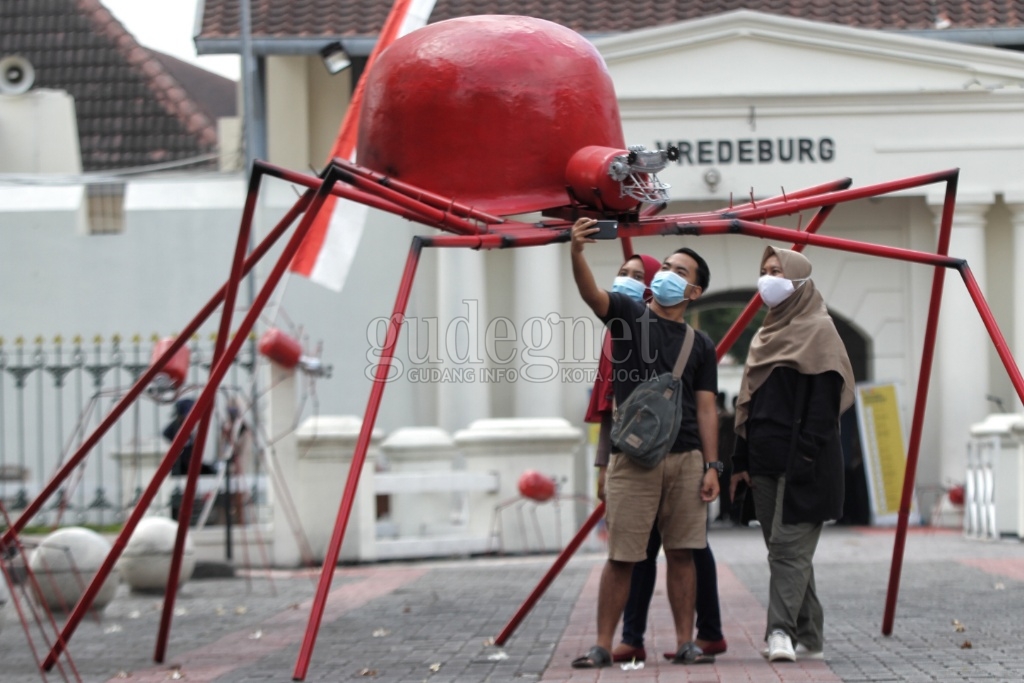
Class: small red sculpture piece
948,485,965,506
518,470,556,502
258,327,302,369
150,337,190,390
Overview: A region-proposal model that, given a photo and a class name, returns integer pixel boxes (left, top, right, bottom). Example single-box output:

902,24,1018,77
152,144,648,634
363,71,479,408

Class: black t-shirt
599,292,718,453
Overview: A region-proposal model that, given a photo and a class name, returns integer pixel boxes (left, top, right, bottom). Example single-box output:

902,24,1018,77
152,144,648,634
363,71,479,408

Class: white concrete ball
118,517,196,593
29,527,119,613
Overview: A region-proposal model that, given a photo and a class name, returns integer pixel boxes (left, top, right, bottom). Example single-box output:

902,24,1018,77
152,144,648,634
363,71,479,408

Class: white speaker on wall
0,55,36,95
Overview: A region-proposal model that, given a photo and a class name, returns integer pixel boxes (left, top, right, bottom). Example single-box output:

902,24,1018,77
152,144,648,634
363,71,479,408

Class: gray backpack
610,325,695,468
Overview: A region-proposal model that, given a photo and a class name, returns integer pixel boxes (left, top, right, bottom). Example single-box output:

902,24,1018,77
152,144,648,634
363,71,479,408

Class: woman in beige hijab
729,246,855,664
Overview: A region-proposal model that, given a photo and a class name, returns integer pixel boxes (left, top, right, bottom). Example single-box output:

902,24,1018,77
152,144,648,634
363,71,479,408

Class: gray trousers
752,474,824,649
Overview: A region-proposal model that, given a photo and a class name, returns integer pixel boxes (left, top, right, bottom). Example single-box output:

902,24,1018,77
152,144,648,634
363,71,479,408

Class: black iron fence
0,334,258,528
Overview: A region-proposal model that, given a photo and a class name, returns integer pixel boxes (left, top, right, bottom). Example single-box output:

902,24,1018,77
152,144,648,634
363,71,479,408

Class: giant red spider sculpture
3,14,1021,681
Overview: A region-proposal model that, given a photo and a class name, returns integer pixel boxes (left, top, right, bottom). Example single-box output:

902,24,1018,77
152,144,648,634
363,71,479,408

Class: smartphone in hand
592,220,618,240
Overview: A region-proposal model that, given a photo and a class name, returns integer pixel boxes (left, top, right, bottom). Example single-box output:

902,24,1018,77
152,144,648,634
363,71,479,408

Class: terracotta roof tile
1,0,232,172
197,0,1024,40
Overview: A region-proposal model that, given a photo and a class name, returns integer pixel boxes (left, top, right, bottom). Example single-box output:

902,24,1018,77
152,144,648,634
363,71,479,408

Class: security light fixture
320,42,351,75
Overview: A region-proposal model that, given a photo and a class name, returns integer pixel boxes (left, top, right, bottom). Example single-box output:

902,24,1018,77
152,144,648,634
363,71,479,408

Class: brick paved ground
1,525,1022,682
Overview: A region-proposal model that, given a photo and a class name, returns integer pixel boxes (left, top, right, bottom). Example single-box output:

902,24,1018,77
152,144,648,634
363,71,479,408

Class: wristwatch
704,461,724,476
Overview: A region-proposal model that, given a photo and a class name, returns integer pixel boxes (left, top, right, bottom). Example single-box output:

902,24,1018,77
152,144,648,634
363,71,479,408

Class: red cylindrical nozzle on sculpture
150,338,190,389
258,328,302,369
518,470,557,502
565,146,642,213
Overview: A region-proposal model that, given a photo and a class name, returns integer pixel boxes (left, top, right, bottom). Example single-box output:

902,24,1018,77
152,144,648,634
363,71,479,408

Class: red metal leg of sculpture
292,236,426,680
882,177,955,634
41,166,345,671
153,168,260,663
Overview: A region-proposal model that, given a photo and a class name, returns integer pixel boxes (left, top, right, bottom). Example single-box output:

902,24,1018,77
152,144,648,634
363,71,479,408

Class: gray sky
100,0,240,80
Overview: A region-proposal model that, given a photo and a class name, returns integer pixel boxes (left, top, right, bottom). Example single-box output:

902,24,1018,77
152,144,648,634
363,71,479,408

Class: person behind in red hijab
585,253,728,664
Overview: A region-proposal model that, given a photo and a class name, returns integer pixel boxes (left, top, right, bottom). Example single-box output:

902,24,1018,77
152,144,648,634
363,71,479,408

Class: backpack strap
614,324,696,408
671,325,696,380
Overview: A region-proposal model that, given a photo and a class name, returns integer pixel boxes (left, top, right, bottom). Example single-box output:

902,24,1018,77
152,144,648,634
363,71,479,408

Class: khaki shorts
605,449,707,562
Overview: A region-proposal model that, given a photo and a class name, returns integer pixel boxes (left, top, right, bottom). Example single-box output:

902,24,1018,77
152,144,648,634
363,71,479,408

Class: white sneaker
795,643,824,660
762,640,824,661
767,630,796,662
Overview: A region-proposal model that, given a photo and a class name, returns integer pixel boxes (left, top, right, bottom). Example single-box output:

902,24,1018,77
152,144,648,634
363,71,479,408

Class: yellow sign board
855,382,919,525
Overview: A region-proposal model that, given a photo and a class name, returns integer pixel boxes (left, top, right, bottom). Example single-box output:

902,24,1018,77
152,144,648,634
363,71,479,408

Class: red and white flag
289,0,437,291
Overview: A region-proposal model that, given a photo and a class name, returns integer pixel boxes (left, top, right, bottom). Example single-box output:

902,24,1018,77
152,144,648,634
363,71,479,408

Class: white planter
117,516,196,593
29,527,119,613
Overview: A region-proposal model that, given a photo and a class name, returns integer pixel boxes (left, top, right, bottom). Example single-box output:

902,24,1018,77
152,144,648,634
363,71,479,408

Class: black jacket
733,367,845,524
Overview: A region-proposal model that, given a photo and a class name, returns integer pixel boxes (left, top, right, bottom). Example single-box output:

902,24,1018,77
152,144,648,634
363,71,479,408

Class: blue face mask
612,276,646,301
650,270,690,306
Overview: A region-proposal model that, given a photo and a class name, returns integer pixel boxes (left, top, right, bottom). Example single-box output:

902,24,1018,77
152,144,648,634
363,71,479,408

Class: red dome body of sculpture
356,15,626,216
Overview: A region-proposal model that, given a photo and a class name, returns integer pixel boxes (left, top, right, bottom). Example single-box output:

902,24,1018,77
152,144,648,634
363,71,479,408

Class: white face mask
757,275,806,308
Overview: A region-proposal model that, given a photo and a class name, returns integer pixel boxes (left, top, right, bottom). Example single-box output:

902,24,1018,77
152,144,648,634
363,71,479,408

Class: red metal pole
292,237,425,681
494,502,606,645
152,168,260,663
882,175,957,634
0,177,312,547
268,165,450,231
0,502,80,680
422,229,570,249
959,266,1024,406
730,220,964,268
615,170,958,239
692,177,854,222
619,236,635,260
725,168,958,223
42,168,341,671
268,164,487,236
330,158,506,224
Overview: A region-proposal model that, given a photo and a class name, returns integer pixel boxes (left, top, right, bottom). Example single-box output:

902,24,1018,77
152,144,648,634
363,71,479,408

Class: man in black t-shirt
569,217,721,668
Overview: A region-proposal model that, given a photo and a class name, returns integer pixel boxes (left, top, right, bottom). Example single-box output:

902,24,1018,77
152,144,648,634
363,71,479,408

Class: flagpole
239,0,262,561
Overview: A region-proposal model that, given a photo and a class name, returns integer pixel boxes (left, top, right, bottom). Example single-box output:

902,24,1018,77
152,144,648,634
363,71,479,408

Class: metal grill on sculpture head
616,145,677,203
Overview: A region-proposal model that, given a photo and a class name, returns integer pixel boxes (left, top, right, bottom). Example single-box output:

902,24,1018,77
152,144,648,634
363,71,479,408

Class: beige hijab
734,246,856,437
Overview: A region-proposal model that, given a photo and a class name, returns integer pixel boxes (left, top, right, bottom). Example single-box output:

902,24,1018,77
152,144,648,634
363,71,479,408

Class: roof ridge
76,0,218,148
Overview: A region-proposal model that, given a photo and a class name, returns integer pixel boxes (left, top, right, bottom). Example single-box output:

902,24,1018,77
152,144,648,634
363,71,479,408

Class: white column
295,415,382,564
1005,197,1024,416
266,362,301,567
513,245,563,418
930,196,992,488
436,248,491,432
